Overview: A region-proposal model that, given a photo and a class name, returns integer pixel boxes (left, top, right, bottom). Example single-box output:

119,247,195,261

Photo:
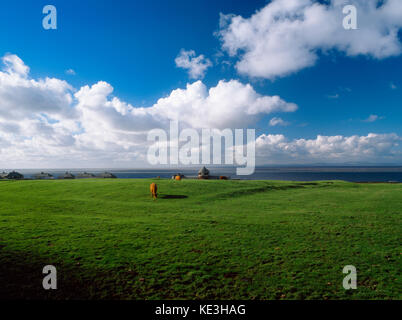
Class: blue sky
0,0,401,167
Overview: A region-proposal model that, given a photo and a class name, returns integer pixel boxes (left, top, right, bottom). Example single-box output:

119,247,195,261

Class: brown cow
150,183,158,200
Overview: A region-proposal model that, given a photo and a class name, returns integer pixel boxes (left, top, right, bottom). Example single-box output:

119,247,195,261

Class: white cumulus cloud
269,117,290,127
0,54,298,167
2,54,30,77
175,49,212,79
363,114,384,123
218,0,402,79
1,54,400,167
0,54,75,121
65,69,76,75
151,80,297,129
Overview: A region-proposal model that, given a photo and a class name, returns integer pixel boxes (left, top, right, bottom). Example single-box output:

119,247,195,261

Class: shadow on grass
159,194,188,199
0,249,145,299
0,250,90,299
214,184,305,199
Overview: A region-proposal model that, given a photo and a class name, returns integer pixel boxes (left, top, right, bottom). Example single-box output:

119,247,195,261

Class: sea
4,167,402,182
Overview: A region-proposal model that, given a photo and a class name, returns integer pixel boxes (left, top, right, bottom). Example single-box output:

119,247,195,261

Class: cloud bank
256,133,402,164
0,54,302,167
0,54,400,167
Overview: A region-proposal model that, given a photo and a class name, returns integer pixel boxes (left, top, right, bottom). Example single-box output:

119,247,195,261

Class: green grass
0,179,400,299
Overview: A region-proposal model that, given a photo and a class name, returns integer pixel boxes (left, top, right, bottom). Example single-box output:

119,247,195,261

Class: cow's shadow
159,194,188,199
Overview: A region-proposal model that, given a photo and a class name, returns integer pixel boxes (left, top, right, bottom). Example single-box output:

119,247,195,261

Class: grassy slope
0,179,400,299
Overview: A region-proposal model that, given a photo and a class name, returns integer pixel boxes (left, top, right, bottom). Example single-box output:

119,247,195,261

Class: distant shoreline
1,167,402,183
1,179,400,184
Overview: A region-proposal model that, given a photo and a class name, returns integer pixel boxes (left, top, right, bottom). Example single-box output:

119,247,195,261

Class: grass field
0,178,400,299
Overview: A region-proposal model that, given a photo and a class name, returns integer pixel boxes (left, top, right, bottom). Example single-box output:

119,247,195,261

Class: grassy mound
0,179,400,299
